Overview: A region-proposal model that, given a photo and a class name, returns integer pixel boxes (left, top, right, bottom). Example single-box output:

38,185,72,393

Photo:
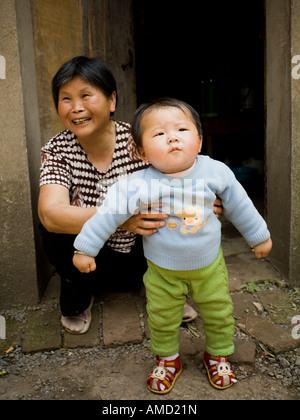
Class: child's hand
253,238,273,259
73,253,97,273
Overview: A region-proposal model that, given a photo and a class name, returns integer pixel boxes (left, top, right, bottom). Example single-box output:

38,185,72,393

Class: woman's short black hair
130,97,203,149
52,56,118,115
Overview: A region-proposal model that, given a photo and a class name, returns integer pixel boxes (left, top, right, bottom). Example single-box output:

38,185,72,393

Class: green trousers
143,248,235,357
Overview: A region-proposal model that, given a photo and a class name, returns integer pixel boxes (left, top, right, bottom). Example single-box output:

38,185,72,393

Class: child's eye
154,132,164,137
179,128,187,132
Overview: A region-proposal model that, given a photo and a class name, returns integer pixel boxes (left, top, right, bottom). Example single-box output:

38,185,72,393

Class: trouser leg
40,225,93,316
189,250,235,356
143,260,187,357
143,249,234,358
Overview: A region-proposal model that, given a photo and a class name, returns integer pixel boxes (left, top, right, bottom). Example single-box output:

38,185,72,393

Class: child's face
57,76,116,143
138,107,202,174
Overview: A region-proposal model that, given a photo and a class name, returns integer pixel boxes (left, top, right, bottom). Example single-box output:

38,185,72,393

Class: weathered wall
100,0,137,124
290,0,300,284
266,0,300,285
0,0,40,308
31,0,84,144
31,0,136,146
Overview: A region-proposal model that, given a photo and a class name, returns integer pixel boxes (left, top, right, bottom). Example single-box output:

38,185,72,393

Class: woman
38,56,222,334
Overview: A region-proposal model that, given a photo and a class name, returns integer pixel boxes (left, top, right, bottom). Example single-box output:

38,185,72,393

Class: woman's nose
72,100,84,112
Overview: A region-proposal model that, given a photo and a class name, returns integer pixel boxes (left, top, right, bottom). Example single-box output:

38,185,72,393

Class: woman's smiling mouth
72,117,91,125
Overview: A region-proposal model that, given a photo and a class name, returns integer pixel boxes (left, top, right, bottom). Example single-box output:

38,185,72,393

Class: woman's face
57,76,116,142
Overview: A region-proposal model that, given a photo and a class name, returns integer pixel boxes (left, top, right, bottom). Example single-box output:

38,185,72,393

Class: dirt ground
1,216,299,403
1,331,299,402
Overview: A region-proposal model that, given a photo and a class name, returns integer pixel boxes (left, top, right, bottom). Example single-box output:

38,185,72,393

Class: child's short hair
131,97,203,148
52,56,118,115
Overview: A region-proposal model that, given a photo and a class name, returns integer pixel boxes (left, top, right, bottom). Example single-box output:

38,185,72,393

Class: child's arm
253,237,273,259
215,162,271,249
73,177,134,261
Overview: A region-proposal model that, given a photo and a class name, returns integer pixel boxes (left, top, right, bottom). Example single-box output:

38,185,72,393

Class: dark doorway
133,0,265,197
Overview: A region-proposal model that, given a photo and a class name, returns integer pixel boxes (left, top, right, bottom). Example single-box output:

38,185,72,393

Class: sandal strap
80,308,91,322
156,357,182,371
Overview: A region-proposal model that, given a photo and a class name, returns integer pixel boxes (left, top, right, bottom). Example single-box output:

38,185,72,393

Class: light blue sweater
74,156,270,270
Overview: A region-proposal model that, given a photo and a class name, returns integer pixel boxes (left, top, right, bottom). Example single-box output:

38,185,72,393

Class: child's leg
143,260,187,356
189,249,236,389
143,261,185,394
189,249,235,357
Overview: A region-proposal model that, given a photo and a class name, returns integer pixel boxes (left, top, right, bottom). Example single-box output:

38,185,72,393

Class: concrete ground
0,215,300,401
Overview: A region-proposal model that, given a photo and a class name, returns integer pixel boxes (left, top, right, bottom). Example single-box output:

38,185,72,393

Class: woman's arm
39,184,223,236
38,183,169,236
38,184,97,234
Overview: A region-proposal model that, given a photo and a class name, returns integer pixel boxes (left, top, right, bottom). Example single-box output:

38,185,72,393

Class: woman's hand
213,197,223,219
121,198,224,236
120,204,168,236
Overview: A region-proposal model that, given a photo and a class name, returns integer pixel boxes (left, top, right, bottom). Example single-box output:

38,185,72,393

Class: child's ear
137,147,149,163
127,135,146,161
198,135,203,154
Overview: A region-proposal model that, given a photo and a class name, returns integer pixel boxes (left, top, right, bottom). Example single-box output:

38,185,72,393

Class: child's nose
168,135,179,144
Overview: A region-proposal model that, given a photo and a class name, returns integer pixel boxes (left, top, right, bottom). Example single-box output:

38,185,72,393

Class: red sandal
147,356,182,394
203,351,237,390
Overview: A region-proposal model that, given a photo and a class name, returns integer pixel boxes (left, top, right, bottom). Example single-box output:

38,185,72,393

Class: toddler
73,98,272,393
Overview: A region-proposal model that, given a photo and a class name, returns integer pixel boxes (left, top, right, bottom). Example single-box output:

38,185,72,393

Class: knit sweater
74,155,270,270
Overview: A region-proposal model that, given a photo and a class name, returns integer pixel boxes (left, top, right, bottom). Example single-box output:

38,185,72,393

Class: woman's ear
110,91,117,113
